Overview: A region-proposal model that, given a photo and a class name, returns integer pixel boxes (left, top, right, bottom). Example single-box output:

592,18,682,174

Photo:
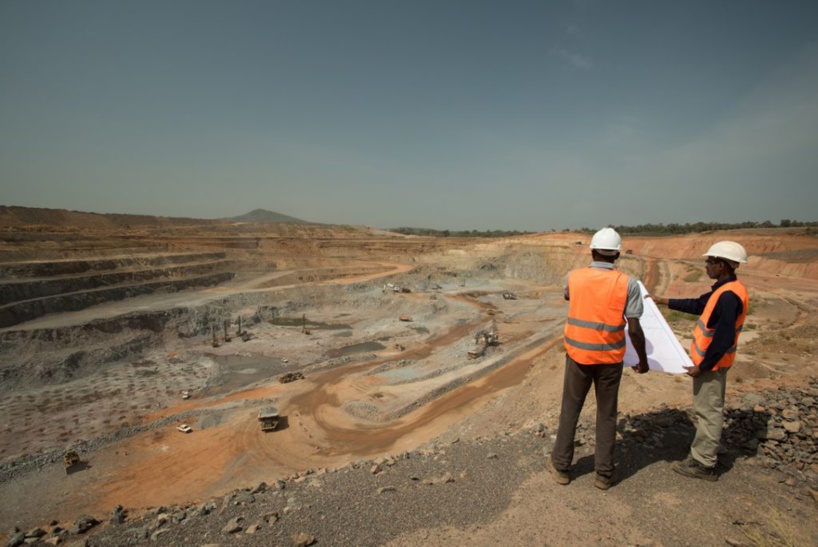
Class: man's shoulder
718,278,748,298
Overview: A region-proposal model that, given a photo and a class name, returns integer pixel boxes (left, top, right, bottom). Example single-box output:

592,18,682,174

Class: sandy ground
1,227,817,543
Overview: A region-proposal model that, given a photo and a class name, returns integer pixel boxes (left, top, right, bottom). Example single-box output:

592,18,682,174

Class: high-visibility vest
690,280,749,370
563,267,630,365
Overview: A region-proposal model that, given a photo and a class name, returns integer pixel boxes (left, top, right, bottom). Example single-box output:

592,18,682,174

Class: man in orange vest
650,241,749,481
546,227,649,490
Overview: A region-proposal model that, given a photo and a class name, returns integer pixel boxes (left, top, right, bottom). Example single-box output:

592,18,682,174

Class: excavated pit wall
0,243,595,393
0,294,279,392
0,252,227,279
0,262,233,306
0,271,235,329
403,243,648,288
0,252,236,328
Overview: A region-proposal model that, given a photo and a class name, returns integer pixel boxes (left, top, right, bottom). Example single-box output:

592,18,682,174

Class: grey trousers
551,354,623,478
690,367,729,468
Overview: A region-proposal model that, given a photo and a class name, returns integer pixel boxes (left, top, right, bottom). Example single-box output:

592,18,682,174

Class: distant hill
227,209,310,224
0,205,315,232
0,205,205,230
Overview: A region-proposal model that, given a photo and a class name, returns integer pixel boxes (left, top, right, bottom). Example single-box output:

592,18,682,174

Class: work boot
594,473,614,490
671,457,718,482
545,455,570,485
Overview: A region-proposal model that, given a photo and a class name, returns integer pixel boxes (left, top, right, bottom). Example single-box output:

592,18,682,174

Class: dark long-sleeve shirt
668,275,744,372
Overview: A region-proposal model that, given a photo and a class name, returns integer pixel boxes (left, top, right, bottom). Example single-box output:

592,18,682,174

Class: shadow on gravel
273,415,290,431
66,461,92,475
568,406,773,484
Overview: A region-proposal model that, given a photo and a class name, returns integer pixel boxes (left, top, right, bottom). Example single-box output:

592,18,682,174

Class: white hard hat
590,227,622,253
703,241,748,266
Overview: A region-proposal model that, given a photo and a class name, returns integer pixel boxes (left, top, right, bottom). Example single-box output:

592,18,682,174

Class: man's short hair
594,249,619,257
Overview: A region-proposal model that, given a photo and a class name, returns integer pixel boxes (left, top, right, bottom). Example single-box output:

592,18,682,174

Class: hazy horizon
2,1,817,231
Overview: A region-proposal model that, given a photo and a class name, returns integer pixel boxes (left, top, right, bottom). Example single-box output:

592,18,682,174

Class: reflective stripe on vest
563,267,629,364
690,280,749,370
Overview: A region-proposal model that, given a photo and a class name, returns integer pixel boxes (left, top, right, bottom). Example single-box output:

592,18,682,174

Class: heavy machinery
383,283,411,293
467,321,500,359
279,371,304,383
258,407,280,432
63,448,81,474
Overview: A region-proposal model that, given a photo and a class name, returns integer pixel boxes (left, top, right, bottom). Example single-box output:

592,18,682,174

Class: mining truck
258,407,280,432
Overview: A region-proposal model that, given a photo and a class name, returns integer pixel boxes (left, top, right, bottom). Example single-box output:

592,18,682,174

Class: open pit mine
1,208,817,538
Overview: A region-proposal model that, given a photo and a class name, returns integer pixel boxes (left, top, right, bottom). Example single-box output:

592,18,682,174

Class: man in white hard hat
649,241,749,481
546,227,649,490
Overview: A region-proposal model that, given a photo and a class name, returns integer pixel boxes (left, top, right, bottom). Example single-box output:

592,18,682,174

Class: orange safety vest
690,280,749,370
563,267,630,365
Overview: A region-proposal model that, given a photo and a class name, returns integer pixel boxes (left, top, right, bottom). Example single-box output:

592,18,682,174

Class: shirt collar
711,273,738,291
590,261,616,270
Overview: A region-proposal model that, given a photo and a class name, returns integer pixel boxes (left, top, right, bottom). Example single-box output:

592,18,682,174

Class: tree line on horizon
390,219,817,238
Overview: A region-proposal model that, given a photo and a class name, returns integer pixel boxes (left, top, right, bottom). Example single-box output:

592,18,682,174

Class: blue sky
2,1,817,231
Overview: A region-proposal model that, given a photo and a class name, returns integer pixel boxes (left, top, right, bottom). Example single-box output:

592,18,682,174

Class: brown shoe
671,457,718,482
594,473,614,490
545,455,570,485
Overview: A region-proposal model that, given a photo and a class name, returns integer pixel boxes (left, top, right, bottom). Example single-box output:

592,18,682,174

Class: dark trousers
551,354,623,478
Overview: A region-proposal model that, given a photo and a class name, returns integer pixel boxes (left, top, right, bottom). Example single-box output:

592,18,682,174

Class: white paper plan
623,281,693,374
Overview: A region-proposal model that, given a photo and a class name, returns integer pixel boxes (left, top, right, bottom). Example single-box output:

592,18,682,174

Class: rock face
0,265,234,328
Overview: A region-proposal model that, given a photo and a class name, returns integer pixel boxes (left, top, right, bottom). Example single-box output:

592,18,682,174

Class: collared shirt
564,261,644,318
668,274,744,371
